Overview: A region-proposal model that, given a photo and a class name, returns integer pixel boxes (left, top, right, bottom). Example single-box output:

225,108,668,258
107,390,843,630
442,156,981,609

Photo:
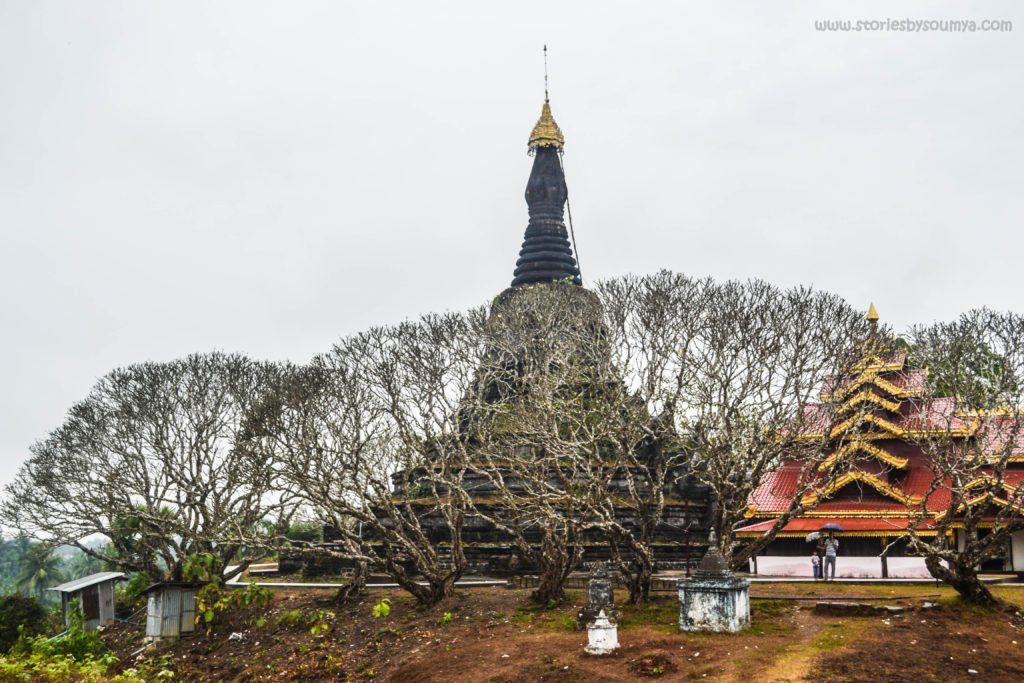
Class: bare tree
591,273,866,579
1,353,292,581
670,279,866,570
244,313,487,606
589,272,709,603
465,274,866,596
464,283,614,605
901,309,1024,606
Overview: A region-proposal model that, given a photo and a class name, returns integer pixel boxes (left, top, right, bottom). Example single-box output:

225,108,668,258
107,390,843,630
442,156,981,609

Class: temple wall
1012,530,1024,571
753,555,930,578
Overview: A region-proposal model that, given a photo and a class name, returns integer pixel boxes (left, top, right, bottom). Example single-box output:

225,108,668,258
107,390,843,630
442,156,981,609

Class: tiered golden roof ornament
528,45,564,151
528,100,564,150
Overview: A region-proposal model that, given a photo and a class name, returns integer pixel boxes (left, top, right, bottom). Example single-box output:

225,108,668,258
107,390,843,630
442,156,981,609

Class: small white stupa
585,609,619,655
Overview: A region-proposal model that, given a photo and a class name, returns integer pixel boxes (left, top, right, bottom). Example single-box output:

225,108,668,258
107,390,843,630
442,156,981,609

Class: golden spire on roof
867,302,879,335
528,101,564,149
528,46,564,150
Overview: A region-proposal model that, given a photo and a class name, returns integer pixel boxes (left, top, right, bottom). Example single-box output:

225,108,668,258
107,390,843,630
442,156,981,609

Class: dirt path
754,607,834,682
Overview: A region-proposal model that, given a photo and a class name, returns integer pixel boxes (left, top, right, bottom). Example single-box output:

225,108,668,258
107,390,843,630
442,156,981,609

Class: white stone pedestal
584,610,619,655
678,532,751,633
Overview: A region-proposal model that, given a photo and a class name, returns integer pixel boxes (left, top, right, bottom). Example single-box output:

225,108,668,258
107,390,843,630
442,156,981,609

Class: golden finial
867,302,879,335
544,44,549,102
528,45,564,150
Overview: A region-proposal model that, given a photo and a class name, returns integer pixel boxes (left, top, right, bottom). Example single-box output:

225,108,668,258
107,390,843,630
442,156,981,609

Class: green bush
115,571,151,616
0,597,126,681
0,652,127,682
13,599,109,662
194,581,274,632
277,609,304,629
286,522,323,544
0,594,49,653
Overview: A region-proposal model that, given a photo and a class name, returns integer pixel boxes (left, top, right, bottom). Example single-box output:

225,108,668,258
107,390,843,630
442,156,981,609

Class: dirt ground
101,583,1024,682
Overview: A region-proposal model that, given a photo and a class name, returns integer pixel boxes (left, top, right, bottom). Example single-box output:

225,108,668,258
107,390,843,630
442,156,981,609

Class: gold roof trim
849,355,905,375
528,100,564,149
839,390,903,415
934,493,1023,522
823,370,923,402
826,412,974,441
800,471,924,507
819,441,909,471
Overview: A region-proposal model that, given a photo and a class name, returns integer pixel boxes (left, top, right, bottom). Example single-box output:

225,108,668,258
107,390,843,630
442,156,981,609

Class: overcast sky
1,1,1021,488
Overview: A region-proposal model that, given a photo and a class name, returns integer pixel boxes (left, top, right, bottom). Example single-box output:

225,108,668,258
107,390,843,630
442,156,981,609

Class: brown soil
99,583,1024,682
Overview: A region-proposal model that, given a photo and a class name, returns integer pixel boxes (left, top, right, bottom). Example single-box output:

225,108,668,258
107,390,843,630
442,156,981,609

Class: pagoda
735,306,1024,578
373,93,713,575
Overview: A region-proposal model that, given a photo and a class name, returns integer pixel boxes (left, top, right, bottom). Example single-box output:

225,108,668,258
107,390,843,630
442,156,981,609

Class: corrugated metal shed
48,571,125,631
49,572,125,594
143,582,200,641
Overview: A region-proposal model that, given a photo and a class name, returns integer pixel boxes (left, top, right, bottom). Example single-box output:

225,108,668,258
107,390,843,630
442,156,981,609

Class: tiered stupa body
736,308,1024,578
511,100,580,287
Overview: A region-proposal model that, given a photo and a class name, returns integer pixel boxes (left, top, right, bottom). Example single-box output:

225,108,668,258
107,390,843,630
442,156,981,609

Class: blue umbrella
820,522,844,532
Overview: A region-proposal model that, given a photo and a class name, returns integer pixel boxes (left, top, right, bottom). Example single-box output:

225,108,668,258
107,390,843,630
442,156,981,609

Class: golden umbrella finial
867,302,879,335
528,45,564,150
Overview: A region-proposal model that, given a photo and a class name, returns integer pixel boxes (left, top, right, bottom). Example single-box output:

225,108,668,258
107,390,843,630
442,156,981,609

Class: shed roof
48,572,125,593
140,581,205,595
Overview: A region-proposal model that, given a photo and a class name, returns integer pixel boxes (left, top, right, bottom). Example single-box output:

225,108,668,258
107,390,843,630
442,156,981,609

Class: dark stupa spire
510,94,581,288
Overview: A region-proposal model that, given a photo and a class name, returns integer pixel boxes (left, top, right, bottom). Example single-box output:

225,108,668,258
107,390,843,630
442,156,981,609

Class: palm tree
15,543,66,600
66,550,102,580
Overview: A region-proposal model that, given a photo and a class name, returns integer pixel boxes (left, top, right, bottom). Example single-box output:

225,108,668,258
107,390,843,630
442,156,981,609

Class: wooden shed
48,572,125,631
142,582,200,642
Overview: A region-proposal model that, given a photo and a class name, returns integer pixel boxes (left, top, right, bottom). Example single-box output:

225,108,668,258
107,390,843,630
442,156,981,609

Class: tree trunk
925,555,998,608
622,544,653,605
531,567,568,605
530,538,581,605
334,560,368,604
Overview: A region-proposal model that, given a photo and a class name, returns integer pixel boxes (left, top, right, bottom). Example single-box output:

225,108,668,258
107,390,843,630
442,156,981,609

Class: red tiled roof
888,369,926,391
748,468,803,511
978,417,1024,455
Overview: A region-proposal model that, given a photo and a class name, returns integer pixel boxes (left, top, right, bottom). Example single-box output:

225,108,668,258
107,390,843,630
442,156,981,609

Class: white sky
1,1,1021,488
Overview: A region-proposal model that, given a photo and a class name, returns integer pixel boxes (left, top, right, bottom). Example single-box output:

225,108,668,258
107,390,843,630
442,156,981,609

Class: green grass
511,602,576,631
750,599,790,619
939,595,1002,617
810,622,851,651
618,599,678,633
747,599,796,636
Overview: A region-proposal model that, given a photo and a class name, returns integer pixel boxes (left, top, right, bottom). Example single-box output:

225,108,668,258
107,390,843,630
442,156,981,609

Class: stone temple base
678,575,751,633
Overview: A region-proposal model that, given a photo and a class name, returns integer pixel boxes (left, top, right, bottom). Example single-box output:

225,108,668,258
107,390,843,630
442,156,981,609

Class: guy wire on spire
544,45,580,281
561,152,582,284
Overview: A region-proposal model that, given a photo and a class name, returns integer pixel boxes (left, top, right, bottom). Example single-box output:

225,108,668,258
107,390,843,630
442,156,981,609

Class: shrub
195,582,274,632
308,610,334,637
18,599,110,662
0,594,49,654
115,571,151,616
277,609,304,629
371,598,391,618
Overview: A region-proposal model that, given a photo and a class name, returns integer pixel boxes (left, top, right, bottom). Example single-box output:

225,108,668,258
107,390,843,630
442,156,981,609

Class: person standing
811,551,821,580
823,532,839,580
